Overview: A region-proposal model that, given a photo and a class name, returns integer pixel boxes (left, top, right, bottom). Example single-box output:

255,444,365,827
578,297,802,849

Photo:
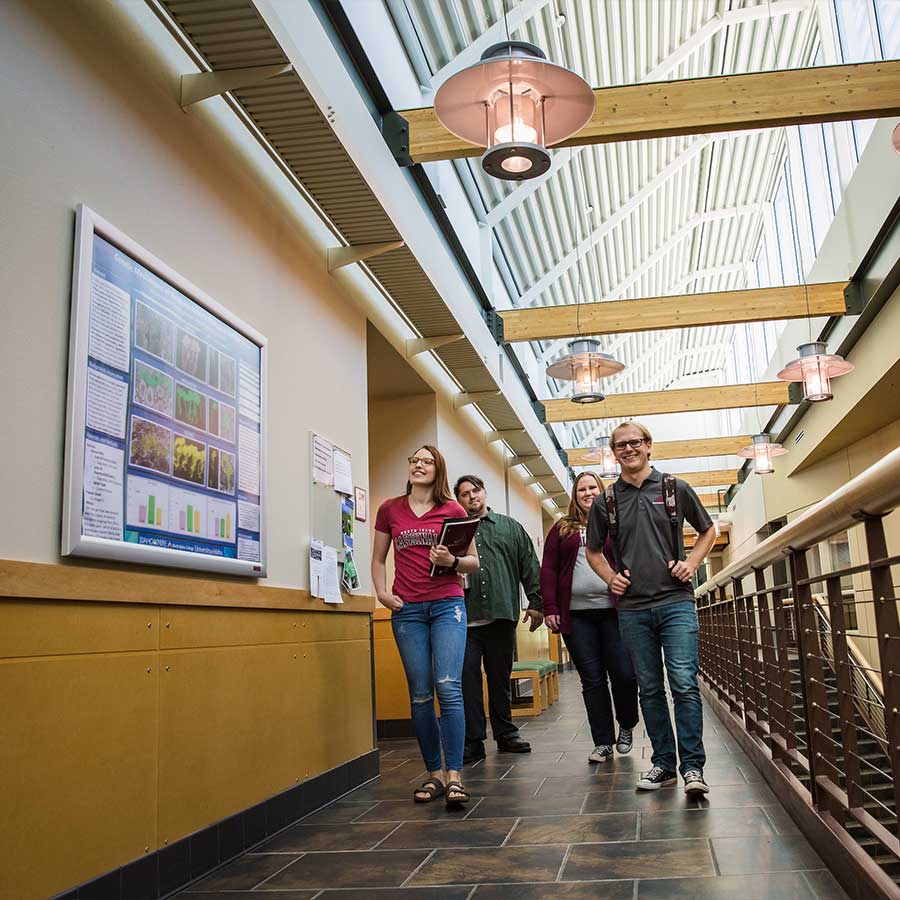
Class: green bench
509,659,559,716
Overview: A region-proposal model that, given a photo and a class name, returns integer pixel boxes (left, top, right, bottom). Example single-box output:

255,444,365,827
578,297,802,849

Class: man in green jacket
454,475,544,763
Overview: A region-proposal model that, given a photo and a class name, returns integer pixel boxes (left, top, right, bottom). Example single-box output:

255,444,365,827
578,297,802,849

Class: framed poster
354,487,367,522
62,205,267,576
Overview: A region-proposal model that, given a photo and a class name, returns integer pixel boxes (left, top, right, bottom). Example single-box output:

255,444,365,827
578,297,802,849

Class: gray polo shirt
586,468,713,610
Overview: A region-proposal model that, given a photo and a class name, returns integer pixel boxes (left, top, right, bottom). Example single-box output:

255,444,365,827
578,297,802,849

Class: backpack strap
604,484,618,537
662,473,683,561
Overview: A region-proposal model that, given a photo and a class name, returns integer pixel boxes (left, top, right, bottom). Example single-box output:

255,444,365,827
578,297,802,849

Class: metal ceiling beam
400,60,900,162
567,436,754,466
504,281,850,343
543,380,794,423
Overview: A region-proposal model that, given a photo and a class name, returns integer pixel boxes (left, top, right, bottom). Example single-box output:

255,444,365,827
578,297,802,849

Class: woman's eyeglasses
611,438,647,451
408,456,436,467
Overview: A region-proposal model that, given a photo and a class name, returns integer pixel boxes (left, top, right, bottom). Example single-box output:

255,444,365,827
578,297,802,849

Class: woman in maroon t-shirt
372,445,479,807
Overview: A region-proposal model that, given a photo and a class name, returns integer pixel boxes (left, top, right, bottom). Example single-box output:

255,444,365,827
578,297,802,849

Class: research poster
65,212,266,576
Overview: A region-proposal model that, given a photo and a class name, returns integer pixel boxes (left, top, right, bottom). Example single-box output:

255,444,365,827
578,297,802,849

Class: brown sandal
413,777,445,803
445,781,470,807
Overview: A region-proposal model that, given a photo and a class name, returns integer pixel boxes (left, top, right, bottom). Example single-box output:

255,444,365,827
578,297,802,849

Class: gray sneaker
636,765,677,790
683,769,710,796
588,745,614,763
616,727,634,755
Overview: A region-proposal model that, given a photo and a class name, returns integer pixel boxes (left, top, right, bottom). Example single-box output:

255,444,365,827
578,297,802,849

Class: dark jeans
461,619,518,745
391,598,467,772
563,608,639,746
618,599,705,776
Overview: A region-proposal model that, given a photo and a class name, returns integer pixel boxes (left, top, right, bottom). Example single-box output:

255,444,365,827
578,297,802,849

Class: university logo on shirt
395,529,437,550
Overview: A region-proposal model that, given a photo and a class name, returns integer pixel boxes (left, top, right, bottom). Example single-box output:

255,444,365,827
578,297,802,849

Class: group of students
370,420,718,808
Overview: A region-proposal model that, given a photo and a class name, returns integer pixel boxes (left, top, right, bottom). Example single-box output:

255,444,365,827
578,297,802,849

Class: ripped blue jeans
391,597,467,772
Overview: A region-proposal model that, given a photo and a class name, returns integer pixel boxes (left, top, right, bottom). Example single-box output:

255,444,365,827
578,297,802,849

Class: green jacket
465,509,543,621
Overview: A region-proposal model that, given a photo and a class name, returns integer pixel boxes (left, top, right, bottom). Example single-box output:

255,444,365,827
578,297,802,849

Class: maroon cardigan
540,521,617,635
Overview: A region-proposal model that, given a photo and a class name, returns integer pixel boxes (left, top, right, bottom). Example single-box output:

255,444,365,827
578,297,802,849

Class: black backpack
604,472,682,563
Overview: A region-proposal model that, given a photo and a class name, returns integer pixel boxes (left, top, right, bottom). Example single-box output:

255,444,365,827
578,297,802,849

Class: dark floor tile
507,812,637,845
468,795,587,818
317,890,472,899
637,871,818,899
737,764,764,782
354,798,480,822
187,853,299,891
712,834,824,875
761,804,802,834
449,778,541,798
563,839,714,881
801,869,851,899
380,818,517,849
299,801,377,824
473,881,634,899
465,761,514,777
583,781,778,815
176,893,315,899
254,821,397,852
411,845,566,885
640,806,775,840
261,850,429,889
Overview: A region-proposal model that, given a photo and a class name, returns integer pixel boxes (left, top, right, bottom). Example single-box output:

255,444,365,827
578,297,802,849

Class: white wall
0,0,371,588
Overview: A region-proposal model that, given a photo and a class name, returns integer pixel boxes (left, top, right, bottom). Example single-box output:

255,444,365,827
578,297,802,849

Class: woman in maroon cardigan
541,471,639,763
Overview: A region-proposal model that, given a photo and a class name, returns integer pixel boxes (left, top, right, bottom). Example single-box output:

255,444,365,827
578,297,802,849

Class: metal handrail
696,445,900,596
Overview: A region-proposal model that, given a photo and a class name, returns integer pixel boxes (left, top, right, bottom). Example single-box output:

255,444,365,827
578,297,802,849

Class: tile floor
173,671,849,899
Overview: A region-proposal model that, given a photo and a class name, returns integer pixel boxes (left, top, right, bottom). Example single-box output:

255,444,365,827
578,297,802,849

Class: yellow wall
0,3,377,897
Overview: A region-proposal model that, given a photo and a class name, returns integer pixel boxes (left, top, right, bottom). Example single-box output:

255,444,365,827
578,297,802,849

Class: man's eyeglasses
408,456,436,467
611,438,647,451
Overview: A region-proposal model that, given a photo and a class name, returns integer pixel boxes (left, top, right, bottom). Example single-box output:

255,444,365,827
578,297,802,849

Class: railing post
756,568,785,750
791,548,836,812
733,574,757,732
824,574,864,814
862,514,900,839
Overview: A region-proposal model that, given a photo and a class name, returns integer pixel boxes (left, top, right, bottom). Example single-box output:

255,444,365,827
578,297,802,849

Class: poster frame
62,204,268,577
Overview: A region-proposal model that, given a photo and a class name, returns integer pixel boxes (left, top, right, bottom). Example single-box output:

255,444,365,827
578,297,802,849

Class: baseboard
700,680,898,900
51,748,379,900
377,718,415,739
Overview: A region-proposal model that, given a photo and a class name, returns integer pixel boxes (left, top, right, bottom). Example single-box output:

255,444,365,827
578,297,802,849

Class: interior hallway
171,671,849,898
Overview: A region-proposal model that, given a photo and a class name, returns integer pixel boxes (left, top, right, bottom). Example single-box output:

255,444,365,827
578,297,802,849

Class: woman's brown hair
558,471,605,537
405,445,453,504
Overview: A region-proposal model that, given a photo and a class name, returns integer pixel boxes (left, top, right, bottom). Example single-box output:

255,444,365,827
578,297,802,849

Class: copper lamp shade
434,41,595,181
776,341,854,402
546,339,625,404
738,433,788,475
892,122,900,155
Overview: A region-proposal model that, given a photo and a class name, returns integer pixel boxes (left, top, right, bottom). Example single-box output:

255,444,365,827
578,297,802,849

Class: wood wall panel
373,618,411,721
0,652,158,900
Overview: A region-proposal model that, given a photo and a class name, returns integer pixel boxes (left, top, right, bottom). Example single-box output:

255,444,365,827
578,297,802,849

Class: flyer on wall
65,209,266,576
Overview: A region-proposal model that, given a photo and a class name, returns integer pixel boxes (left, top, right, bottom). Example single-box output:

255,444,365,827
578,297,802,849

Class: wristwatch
450,556,460,572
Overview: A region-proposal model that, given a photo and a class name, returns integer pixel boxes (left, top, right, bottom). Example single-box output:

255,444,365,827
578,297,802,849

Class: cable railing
695,445,900,897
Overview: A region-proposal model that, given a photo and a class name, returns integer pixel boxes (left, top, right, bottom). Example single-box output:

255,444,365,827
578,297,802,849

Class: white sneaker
588,745,614,763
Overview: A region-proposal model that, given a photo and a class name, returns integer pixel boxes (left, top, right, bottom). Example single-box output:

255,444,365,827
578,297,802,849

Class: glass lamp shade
737,433,788,475
892,122,900,155
776,341,854,402
580,441,619,478
433,40,595,181
545,339,625,404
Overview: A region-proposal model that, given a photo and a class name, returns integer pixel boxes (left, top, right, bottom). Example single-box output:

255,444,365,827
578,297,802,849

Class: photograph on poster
62,205,267,576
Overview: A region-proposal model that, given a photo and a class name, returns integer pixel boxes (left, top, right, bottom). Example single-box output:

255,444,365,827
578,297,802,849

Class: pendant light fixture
776,341,854,401
433,4,594,183
580,439,619,478
738,433,788,475
546,339,624,403
891,122,900,155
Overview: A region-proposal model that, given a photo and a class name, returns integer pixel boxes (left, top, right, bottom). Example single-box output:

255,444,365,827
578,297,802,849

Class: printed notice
89,274,131,372
238,499,260,532
312,434,333,485
238,424,260,495
86,364,128,439
82,438,124,540
238,362,261,423
333,448,353,496
237,534,260,562
323,544,342,604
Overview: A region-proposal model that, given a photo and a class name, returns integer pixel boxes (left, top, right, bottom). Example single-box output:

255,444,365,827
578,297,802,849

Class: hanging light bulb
433,41,595,182
738,433,788,475
580,439,619,478
545,339,624,403
776,341,854,402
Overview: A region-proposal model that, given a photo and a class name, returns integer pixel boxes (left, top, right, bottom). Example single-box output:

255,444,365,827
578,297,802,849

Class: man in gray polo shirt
586,421,717,795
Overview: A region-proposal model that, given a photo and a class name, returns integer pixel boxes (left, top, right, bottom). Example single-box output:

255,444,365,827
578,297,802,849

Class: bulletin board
61,205,267,577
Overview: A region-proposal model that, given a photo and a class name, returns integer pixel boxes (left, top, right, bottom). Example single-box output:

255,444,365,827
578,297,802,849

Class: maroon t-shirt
374,496,468,603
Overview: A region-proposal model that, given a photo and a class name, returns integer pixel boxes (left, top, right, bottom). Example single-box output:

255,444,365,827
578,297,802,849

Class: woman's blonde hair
558,471,604,537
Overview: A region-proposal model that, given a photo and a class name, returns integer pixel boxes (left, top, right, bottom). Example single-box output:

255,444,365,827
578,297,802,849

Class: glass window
773,168,800,285
875,0,900,57
798,124,836,252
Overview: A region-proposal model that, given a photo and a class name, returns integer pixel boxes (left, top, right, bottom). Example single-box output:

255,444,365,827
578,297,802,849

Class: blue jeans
618,600,705,775
391,597,467,772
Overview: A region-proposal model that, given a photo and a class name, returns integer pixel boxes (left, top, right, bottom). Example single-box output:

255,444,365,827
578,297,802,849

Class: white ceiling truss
388,0,823,455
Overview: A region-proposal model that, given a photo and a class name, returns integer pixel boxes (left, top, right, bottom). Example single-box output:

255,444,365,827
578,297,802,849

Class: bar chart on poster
62,206,268,577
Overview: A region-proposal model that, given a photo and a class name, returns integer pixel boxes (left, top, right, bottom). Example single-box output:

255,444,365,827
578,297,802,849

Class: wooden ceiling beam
567,435,752,466
500,283,850,343
697,492,727,509
543,381,792,423
400,60,900,163
675,469,740,488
